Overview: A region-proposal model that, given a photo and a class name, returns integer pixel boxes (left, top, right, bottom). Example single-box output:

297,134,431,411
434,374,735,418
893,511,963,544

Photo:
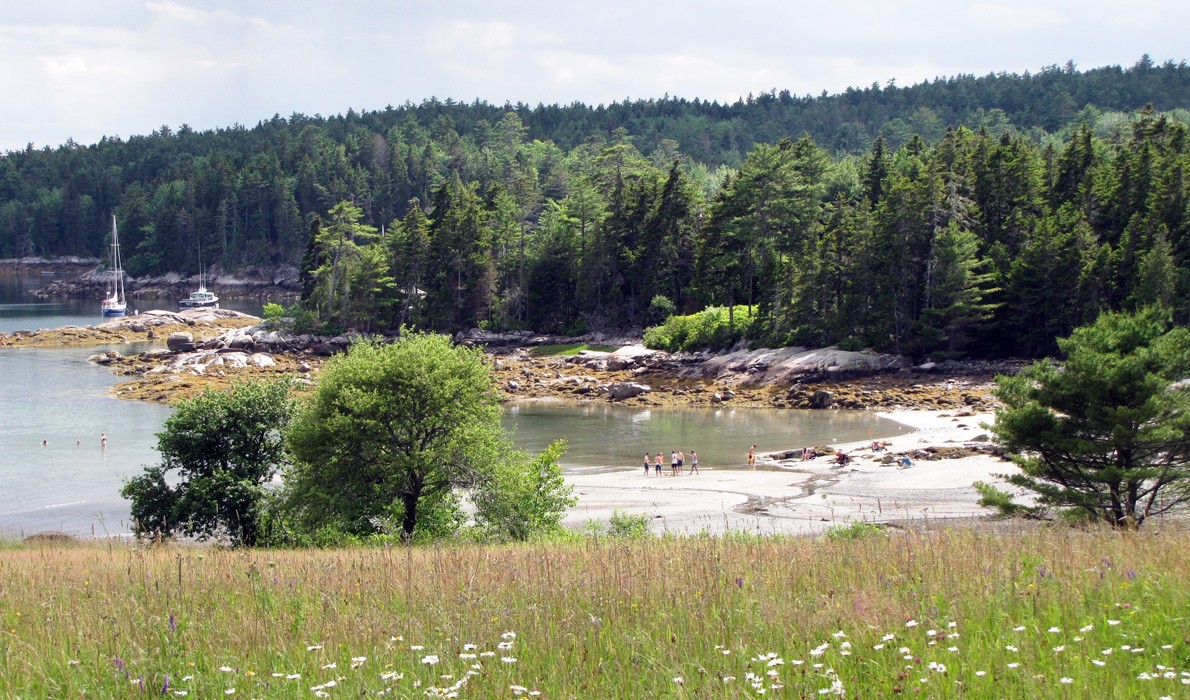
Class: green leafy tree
120,380,295,546
472,439,575,541
992,308,1190,527
283,333,570,540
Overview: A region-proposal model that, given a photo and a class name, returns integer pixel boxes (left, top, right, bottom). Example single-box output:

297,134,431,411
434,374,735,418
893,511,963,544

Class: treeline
1,58,1188,357
2,56,1187,266
299,107,1189,359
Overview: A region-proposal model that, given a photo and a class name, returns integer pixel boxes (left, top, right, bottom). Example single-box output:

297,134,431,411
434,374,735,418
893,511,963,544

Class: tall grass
1,528,1186,697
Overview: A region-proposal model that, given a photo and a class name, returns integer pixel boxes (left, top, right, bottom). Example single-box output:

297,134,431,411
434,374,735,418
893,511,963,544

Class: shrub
823,521,887,541
607,510,652,538
643,305,757,352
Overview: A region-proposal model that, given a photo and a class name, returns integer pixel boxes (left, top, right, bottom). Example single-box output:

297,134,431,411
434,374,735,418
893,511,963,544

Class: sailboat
100,215,127,317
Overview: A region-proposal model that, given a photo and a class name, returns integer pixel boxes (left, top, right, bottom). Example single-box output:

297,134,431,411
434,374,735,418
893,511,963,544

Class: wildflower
947,621,957,628
498,641,514,650
1053,645,1066,652
882,633,896,641
224,690,235,695
351,656,366,669
1007,663,1020,669
1101,648,1113,655
68,659,80,666
410,645,424,650
422,655,440,665
458,653,477,660
1012,626,1025,632
307,644,323,651
721,649,731,655
321,662,336,669
1048,627,1061,633
872,644,885,650
1080,624,1094,632
463,644,477,651
219,666,234,673
510,686,528,695
1005,646,1018,652
1060,677,1073,684
975,671,986,677
287,674,301,680
310,681,337,691
502,657,517,664
905,620,918,628
673,677,684,686
1107,619,1121,626
172,693,188,697
1092,660,1106,667
501,632,517,640
832,630,847,639
926,629,937,636
947,646,958,652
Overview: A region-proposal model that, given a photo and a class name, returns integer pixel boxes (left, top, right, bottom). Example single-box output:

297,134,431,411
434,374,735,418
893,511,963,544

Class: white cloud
0,0,1187,150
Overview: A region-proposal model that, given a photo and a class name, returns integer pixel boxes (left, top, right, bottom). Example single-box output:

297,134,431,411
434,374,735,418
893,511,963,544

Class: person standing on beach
655,452,663,476
644,452,652,476
670,450,679,476
676,449,684,476
689,450,699,474
747,445,757,468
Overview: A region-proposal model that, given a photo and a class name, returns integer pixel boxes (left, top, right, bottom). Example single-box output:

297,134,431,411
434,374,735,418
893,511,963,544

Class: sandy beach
562,409,1018,536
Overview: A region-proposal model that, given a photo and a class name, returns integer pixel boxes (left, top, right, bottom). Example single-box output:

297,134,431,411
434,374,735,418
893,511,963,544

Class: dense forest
2,56,1189,357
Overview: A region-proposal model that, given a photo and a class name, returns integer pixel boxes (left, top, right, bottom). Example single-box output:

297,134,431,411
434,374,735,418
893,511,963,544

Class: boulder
809,389,834,409
607,382,651,400
166,332,195,352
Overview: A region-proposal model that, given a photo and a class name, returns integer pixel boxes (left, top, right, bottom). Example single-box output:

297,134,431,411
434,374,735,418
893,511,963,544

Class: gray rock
607,382,651,400
809,389,834,409
166,332,195,352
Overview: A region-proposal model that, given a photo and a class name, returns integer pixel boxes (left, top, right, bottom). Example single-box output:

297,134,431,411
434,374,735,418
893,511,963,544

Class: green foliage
606,509,653,538
972,480,1042,518
121,379,295,546
261,302,286,324
528,343,617,357
646,294,676,326
283,333,506,539
471,440,576,542
992,307,1190,527
822,521,887,541
643,305,757,351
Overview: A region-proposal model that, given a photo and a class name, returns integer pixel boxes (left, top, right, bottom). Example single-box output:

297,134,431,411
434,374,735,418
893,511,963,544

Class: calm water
0,271,909,538
502,402,908,473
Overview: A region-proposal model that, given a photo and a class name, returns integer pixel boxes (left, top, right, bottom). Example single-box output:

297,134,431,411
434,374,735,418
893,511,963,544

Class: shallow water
0,272,911,537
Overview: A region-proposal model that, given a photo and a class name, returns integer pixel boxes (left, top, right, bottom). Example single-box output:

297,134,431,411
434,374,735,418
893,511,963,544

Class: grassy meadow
0,527,1187,698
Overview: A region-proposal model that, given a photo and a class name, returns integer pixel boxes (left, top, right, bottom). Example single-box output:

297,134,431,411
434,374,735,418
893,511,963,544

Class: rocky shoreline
0,313,1007,409
4,258,300,302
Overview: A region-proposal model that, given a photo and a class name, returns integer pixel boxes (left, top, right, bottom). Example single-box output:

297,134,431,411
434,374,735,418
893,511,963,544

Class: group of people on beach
644,449,699,476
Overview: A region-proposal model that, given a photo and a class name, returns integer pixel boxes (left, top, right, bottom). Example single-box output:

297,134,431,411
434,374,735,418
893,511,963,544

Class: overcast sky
2,0,1187,152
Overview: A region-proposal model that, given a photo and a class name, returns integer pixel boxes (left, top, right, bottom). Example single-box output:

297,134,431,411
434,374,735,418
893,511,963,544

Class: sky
2,0,1187,152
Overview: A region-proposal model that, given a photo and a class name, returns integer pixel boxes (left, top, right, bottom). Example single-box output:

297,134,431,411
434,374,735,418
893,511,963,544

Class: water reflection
503,401,910,472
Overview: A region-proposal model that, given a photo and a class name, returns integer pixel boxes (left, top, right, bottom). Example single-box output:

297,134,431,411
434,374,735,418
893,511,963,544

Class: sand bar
562,409,1018,535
